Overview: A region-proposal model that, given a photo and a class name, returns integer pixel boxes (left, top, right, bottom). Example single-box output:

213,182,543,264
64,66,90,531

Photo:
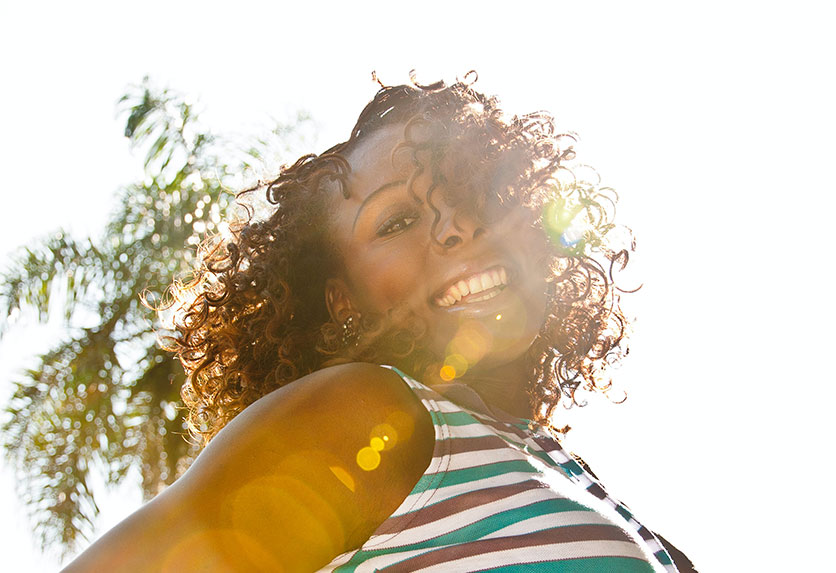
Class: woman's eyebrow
352,179,408,231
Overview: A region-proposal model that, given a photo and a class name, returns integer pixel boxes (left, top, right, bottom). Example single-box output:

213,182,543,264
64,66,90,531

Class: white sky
1,1,834,570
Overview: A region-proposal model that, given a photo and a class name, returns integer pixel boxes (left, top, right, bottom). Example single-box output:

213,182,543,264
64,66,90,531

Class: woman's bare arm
62,363,434,572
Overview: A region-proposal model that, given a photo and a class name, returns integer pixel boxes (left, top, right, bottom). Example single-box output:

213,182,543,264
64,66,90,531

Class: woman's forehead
345,123,412,198
324,124,411,236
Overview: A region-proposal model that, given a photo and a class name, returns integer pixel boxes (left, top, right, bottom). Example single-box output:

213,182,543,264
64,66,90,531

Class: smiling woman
63,74,697,572
326,120,552,408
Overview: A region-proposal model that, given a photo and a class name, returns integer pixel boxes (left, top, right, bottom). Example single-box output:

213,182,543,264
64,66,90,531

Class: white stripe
435,399,468,413
412,540,650,573
442,447,526,471
441,422,500,439
465,422,531,450
350,546,436,573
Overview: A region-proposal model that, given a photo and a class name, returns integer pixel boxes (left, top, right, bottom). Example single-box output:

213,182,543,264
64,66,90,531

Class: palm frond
1,78,313,554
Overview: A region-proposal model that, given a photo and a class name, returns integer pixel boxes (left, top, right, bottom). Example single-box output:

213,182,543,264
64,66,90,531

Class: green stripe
616,505,634,521
410,460,539,495
479,556,655,572
440,410,480,426
654,549,673,565
559,459,584,477
334,499,599,572
528,448,558,468
512,419,534,430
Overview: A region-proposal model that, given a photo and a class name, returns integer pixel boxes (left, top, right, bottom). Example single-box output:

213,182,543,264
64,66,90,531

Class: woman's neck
457,356,533,419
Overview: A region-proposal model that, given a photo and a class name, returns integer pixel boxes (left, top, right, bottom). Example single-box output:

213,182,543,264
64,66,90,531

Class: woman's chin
423,295,543,383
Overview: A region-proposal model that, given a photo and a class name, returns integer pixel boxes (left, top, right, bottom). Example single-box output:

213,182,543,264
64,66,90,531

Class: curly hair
165,73,634,444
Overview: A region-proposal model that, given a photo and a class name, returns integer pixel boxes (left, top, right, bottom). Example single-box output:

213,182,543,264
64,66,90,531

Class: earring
342,315,360,347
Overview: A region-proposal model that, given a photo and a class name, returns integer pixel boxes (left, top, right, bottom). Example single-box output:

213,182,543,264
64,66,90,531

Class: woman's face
326,123,551,375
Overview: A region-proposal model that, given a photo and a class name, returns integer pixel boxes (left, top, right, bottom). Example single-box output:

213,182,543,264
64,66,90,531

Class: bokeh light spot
446,321,493,366
444,353,468,377
386,411,415,441
370,423,398,450
495,313,502,320
229,471,345,566
439,365,456,381
370,437,385,452
356,446,381,471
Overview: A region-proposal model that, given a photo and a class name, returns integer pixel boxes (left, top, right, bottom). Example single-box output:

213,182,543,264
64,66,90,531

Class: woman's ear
325,278,355,324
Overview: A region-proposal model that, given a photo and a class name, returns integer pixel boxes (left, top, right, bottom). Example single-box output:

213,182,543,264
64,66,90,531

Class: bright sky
1,1,834,570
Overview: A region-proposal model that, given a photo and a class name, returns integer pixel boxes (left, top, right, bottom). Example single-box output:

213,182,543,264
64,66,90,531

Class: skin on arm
61,363,435,572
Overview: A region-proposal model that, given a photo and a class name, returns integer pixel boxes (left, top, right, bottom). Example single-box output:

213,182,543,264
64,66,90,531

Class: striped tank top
319,367,680,572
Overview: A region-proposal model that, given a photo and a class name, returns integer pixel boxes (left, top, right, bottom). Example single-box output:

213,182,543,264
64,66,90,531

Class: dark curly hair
165,73,634,444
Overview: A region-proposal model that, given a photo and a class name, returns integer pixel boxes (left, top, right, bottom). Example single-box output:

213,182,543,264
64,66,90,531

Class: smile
433,266,509,308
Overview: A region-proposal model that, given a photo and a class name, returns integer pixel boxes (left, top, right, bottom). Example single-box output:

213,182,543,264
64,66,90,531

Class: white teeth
490,269,501,286
448,284,462,302
434,267,509,307
467,276,481,294
480,273,492,291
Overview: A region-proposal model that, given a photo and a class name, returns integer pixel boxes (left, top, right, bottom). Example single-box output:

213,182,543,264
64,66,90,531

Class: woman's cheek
377,261,423,310
349,252,421,313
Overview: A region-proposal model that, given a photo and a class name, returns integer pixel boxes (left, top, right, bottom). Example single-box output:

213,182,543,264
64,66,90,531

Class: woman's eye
377,213,419,237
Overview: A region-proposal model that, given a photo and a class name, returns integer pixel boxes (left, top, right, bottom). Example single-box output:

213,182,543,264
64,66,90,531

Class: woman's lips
433,266,509,308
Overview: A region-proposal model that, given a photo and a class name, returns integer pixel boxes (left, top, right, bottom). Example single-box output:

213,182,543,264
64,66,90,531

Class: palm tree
0,78,311,554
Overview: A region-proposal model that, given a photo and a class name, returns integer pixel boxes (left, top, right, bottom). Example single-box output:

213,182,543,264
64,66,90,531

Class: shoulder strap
527,428,681,573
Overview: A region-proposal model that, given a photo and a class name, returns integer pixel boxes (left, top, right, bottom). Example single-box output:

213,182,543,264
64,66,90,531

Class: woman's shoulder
202,362,434,479
294,361,417,402
246,362,427,430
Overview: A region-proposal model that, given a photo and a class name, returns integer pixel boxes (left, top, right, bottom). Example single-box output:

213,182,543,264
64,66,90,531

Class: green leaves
1,232,102,329
1,78,312,555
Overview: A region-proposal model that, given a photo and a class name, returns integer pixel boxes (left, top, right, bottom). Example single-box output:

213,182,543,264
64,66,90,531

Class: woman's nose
432,203,485,250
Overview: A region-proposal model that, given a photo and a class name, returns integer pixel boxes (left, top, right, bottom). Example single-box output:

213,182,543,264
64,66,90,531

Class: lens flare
229,472,345,564
543,198,587,252
446,321,493,366
370,422,398,450
329,465,355,492
356,446,381,471
439,365,456,381
443,353,468,379
386,410,415,441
